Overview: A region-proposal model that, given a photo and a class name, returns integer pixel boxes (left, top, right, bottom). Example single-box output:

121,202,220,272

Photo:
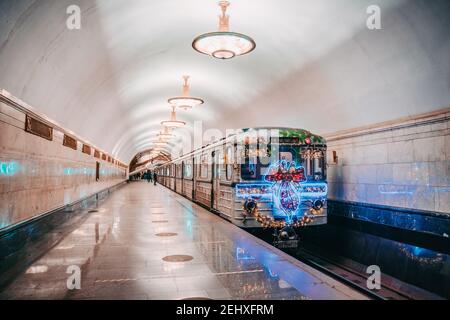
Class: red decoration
265,167,305,182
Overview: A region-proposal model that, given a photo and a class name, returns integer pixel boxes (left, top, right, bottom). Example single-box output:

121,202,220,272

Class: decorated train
155,128,327,245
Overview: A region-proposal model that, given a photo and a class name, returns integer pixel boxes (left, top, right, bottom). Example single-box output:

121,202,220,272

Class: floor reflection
0,182,367,300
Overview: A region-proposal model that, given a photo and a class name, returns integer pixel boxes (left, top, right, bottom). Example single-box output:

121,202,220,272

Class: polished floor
0,181,368,300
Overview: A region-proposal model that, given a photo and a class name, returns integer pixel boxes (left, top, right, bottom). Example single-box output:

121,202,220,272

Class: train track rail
168,186,440,300
293,246,411,300
249,228,416,300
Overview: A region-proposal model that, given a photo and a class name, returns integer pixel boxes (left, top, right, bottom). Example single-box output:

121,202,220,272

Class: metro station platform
0,182,367,300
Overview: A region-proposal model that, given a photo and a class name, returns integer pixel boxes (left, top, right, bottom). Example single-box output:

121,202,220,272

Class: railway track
293,246,411,300
249,228,416,300
170,186,440,300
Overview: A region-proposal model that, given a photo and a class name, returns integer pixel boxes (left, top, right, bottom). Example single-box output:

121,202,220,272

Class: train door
181,161,185,195
174,164,177,193
211,150,220,210
192,156,196,200
95,161,100,181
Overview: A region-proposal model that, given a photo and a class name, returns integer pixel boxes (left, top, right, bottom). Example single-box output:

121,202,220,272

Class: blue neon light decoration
236,182,327,199
235,183,273,200
296,182,328,197
264,160,306,224
0,161,19,176
236,160,327,226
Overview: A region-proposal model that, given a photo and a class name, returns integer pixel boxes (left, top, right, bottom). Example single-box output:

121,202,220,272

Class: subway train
155,127,327,247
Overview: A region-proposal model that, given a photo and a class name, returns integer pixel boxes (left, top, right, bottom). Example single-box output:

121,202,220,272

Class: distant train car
156,128,327,246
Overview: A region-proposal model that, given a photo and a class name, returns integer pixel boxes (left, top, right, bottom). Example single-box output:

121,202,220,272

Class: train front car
234,128,327,248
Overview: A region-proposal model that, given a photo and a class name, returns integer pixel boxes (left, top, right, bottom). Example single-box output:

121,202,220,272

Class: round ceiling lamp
161,105,186,128
152,140,167,147
168,76,204,110
157,126,174,140
192,1,255,59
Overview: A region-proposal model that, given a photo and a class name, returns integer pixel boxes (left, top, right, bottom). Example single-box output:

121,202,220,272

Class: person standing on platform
153,172,157,185
146,170,152,183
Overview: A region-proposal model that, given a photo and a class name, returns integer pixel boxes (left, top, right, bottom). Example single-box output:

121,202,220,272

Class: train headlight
280,230,289,240
244,199,258,215
313,199,324,210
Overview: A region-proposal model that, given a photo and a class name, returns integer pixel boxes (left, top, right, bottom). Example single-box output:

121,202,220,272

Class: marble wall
326,110,450,215
0,100,127,230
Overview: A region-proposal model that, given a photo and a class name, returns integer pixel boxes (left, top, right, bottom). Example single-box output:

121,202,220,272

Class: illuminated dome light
150,136,169,148
157,134,172,141
157,126,174,140
161,105,186,128
168,76,204,110
192,1,255,60
151,141,167,147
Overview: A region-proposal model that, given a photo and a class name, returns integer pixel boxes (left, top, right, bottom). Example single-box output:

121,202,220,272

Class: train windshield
240,144,326,182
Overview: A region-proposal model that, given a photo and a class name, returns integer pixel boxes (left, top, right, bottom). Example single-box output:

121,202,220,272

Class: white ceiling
0,0,449,163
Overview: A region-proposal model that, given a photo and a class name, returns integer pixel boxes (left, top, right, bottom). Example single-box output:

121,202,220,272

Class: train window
241,145,301,181
279,151,293,162
200,153,208,179
215,151,221,179
196,156,201,177
184,161,192,179
301,148,326,181
241,161,257,180
312,151,326,181
177,164,182,178
226,146,233,181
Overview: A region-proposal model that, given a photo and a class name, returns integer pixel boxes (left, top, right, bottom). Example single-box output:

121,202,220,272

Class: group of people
129,170,157,185
144,170,158,185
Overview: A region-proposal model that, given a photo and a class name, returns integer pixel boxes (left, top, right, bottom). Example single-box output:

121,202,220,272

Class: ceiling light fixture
157,126,174,140
192,1,255,59
150,133,169,147
152,141,167,147
161,105,186,128
168,76,204,110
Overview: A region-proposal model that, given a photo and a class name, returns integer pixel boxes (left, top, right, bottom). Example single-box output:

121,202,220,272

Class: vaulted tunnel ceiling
0,0,449,163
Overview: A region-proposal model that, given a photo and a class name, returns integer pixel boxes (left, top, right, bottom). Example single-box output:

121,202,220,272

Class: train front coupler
273,225,299,249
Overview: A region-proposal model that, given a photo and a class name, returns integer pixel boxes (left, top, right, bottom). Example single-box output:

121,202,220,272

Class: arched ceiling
0,0,449,163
